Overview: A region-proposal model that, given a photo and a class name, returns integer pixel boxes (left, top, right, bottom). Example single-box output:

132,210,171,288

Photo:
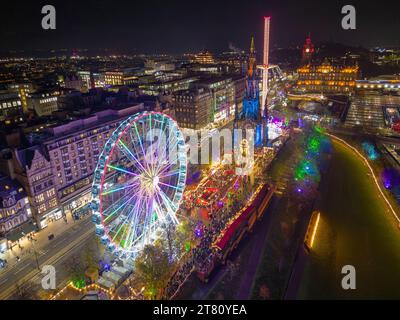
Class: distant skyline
1,0,400,54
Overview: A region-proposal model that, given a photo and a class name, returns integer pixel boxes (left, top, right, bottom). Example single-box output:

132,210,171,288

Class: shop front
5,220,38,248
38,208,63,229
62,191,91,220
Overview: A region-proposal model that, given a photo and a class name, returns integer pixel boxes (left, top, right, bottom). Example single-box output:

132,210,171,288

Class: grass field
297,140,400,299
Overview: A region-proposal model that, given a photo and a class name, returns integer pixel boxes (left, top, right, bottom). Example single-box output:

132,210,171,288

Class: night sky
1,0,399,54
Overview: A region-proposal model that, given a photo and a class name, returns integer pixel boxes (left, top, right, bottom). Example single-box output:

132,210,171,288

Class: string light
327,133,400,224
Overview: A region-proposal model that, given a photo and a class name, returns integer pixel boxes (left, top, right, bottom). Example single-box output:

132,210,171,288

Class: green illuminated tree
134,243,173,299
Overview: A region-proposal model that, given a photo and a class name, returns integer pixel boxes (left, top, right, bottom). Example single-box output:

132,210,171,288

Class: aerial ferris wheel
91,111,187,257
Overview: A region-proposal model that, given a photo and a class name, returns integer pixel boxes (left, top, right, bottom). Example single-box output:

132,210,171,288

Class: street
0,217,94,299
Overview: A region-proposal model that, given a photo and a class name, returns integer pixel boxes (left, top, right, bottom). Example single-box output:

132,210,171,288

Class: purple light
194,226,203,238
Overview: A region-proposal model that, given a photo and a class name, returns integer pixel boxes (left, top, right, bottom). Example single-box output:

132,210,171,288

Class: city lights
0,1,400,305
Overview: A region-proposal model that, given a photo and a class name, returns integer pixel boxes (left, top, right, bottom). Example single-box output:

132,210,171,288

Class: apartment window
35,193,45,203
38,203,46,214
46,188,55,198
48,198,57,208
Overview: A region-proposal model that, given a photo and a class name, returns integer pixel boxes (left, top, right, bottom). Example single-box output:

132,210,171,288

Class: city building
188,64,229,75
7,82,35,114
11,104,144,229
355,78,400,95
104,71,124,86
196,76,236,123
345,76,400,132
219,51,247,74
296,59,359,94
64,75,84,91
92,73,105,88
27,89,60,117
77,71,91,90
0,91,23,125
139,76,199,96
345,94,400,130
232,75,246,118
145,59,176,72
13,144,60,229
193,51,215,65
0,174,34,246
173,88,212,130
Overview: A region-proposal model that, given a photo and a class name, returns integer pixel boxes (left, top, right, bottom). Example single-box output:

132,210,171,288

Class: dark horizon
1,0,400,55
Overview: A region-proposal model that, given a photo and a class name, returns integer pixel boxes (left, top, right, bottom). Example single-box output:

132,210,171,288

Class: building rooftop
0,174,26,208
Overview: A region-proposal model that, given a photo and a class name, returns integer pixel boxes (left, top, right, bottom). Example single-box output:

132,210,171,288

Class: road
297,139,400,299
0,217,94,299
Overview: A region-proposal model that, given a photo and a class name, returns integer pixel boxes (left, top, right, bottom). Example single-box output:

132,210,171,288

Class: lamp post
23,232,40,271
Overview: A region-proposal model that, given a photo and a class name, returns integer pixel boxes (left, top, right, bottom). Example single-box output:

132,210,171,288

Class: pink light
261,16,270,114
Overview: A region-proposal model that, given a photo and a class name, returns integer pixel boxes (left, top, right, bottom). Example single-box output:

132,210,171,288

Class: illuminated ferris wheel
91,111,187,257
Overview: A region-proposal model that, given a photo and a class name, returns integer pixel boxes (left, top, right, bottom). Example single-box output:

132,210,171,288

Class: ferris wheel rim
91,111,187,256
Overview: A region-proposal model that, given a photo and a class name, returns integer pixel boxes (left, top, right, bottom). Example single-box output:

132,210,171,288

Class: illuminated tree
134,243,173,299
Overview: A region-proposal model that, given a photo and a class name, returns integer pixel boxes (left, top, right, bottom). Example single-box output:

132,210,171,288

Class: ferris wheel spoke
131,122,150,172
158,168,181,179
128,198,153,248
122,187,149,248
127,216,159,249
117,140,148,175
156,187,180,224
152,117,168,171
102,191,139,222
153,191,168,222
102,184,142,217
129,126,147,172
158,181,181,190
109,191,144,243
148,113,156,175
107,163,138,177
107,202,135,235
157,161,176,177
101,180,140,196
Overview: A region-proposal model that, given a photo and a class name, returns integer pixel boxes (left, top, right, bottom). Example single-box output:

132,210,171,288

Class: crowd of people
163,252,195,299
163,185,247,298
161,157,270,299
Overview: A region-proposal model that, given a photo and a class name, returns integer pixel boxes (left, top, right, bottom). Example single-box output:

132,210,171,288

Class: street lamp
22,232,40,271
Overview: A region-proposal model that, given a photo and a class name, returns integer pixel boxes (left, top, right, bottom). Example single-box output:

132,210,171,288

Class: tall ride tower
260,16,270,117
241,37,260,120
